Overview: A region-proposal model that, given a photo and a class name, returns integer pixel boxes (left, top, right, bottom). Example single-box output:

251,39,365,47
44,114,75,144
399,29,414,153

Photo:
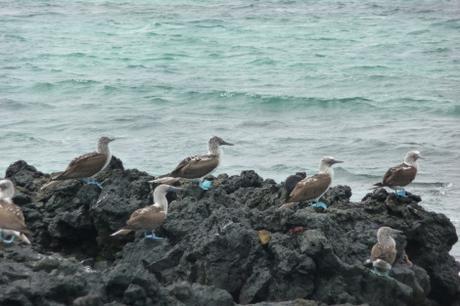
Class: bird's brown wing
370,243,397,264
382,163,417,187
128,205,161,220
0,200,30,233
288,173,331,202
126,206,165,231
170,154,219,179
55,152,107,180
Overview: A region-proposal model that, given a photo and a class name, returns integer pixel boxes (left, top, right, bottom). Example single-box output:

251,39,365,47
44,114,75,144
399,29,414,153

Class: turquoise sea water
1,1,459,256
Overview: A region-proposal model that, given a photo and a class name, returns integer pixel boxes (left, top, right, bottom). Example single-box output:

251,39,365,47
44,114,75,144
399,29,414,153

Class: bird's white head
403,150,422,166
376,226,402,246
0,179,15,200
153,184,183,213
208,136,233,155
319,156,343,174
97,136,116,153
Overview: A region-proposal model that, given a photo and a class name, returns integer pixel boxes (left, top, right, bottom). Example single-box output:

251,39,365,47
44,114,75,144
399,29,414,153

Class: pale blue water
1,0,459,255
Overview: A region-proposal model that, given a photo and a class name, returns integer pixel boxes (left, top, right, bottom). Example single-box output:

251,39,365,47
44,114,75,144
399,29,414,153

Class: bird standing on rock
285,156,343,210
0,179,31,245
50,136,116,189
373,150,422,197
367,226,402,276
111,184,182,240
161,136,233,190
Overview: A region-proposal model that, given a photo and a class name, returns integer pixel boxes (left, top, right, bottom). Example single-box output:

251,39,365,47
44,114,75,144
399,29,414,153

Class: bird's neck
208,143,221,156
0,195,13,203
0,188,15,201
97,143,110,155
403,159,418,168
319,163,333,178
378,234,396,248
153,191,169,215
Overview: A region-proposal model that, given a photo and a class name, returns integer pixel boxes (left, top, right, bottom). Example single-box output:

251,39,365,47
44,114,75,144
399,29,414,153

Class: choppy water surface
1,0,459,256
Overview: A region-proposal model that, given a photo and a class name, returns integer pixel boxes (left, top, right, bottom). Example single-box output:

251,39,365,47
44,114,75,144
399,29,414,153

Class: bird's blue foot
144,231,163,240
311,201,327,210
0,230,16,244
394,188,407,198
199,179,213,190
81,178,103,189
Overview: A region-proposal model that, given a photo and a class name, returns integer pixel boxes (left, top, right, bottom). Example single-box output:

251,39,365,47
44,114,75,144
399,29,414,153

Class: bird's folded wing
59,152,107,179
289,173,331,202
370,244,396,264
171,154,218,178
383,163,417,187
126,206,164,230
0,201,29,233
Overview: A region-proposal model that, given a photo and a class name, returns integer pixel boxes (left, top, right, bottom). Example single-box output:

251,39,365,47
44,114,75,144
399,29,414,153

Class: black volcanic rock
1,160,459,306
284,171,307,201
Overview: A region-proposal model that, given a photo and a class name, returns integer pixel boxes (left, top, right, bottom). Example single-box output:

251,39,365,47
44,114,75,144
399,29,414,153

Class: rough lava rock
1,159,459,306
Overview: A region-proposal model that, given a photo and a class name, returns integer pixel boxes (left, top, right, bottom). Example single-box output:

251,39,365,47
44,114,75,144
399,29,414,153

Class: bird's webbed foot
0,230,16,244
199,179,213,190
394,188,407,198
81,178,103,189
144,231,163,240
311,201,328,211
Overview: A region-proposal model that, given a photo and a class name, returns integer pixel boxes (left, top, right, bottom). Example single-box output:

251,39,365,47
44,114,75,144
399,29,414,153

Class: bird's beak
418,155,424,160
109,138,116,142
221,140,234,146
392,229,403,234
333,160,344,164
168,186,183,192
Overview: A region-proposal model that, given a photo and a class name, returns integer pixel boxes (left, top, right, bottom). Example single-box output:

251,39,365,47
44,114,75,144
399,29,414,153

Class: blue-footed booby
368,226,402,276
373,150,422,197
111,184,182,240
163,136,233,190
286,157,343,210
0,179,31,244
51,137,115,189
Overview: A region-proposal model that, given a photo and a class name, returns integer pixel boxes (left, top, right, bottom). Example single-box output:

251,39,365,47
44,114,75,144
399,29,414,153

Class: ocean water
1,0,459,256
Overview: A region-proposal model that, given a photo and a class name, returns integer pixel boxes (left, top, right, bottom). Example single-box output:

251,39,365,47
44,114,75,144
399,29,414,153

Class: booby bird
287,157,343,210
0,179,31,244
111,184,182,240
164,136,233,190
373,150,422,197
368,226,402,276
51,136,115,188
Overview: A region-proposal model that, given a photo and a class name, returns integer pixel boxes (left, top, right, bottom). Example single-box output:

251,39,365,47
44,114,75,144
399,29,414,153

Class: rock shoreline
1,158,459,306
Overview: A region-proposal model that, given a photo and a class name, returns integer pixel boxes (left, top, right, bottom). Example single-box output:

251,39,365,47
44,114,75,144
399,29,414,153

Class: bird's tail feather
18,232,31,244
9,231,31,244
149,176,181,185
110,228,132,236
157,172,175,179
51,171,66,180
40,180,60,191
370,182,384,190
280,202,296,209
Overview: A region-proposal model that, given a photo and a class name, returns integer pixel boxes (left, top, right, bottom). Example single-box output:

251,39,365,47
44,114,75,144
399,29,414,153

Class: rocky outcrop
1,159,459,306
